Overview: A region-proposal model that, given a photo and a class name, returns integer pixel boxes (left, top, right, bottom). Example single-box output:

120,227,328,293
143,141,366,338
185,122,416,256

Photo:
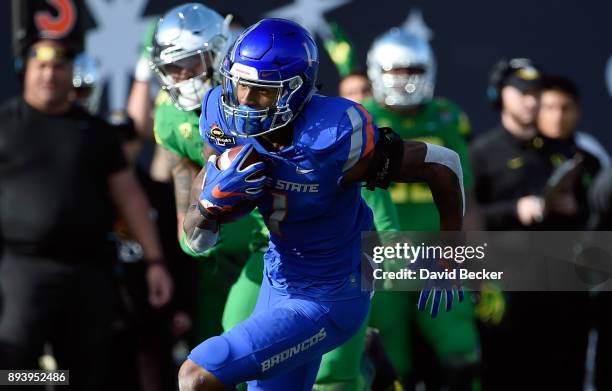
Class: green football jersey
361,188,401,232
154,91,206,166
363,97,474,231
154,90,262,260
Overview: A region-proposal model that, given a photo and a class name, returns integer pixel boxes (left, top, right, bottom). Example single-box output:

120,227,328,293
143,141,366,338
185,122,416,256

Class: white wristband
186,226,219,255
424,143,465,215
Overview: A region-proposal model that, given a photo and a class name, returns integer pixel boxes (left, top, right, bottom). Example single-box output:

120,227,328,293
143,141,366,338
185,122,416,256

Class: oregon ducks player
364,28,480,389
149,3,262,344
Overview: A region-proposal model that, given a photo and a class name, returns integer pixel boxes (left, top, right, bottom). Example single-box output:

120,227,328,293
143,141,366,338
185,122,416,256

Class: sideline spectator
537,75,609,228
338,70,372,103
0,38,173,390
471,59,590,390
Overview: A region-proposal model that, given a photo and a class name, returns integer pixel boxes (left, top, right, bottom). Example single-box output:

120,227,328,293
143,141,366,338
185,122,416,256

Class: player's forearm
183,204,220,254
182,167,220,254
426,163,464,230
423,145,464,230
463,193,485,230
172,159,198,212
393,142,464,230
164,151,199,242
127,80,153,139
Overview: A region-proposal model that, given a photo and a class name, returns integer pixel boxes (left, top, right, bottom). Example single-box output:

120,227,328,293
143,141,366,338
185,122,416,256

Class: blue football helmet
220,18,319,137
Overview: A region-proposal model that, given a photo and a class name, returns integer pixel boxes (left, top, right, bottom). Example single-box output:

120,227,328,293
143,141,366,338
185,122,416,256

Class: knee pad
189,336,232,371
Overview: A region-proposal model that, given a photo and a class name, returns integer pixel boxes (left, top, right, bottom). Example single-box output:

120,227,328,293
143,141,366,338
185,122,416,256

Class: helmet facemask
220,63,305,138
153,42,223,111
373,65,435,108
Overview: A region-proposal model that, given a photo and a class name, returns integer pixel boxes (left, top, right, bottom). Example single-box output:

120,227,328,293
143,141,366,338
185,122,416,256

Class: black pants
0,253,114,391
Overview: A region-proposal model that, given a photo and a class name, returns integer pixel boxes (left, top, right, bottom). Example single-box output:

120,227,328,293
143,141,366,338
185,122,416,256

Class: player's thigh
221,252,264,331
188,305,330,387
248,356,322,391
316,313,369,383
189,294,369,388
416,296,479,361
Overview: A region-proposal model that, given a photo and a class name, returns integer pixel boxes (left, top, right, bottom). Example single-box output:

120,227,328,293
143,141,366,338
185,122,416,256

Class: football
216,145,264,174
214,145,264,224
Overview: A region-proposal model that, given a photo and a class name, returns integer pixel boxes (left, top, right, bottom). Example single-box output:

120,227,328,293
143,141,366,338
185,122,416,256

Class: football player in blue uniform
179,18,465,391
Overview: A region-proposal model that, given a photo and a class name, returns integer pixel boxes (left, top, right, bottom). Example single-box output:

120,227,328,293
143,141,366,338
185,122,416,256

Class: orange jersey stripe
356,104,375,159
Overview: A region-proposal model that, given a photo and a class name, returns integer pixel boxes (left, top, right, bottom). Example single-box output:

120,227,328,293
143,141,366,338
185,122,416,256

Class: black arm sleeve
363,127,404,191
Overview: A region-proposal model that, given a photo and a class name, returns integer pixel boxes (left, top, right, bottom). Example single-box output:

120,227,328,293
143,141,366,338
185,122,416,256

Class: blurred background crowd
1,1,612,390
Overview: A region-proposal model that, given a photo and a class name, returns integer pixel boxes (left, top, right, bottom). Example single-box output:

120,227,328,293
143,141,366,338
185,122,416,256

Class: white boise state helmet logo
230,63,259,80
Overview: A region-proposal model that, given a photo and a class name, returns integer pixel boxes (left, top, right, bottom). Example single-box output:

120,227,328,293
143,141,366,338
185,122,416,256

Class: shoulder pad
199,86,237,151
295,95,358,152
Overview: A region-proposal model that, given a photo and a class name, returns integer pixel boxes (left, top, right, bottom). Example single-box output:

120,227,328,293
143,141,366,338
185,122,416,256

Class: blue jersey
200,86,378,300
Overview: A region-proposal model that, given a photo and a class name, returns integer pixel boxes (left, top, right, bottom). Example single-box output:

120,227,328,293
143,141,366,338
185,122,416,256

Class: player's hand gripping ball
199,145,266,223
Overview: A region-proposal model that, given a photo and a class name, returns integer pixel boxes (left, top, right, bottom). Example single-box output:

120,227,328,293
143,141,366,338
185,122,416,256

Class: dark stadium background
1,0,611,150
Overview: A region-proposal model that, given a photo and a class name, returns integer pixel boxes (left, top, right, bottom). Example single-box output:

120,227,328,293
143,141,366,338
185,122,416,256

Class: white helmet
367,28,436,108
151,3,231,111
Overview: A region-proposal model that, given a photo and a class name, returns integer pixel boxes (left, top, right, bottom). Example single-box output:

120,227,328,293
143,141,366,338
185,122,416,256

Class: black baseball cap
501,61,543,93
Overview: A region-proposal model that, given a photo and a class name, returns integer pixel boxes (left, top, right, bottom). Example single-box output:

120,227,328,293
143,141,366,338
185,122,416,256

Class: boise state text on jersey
200,85,378,300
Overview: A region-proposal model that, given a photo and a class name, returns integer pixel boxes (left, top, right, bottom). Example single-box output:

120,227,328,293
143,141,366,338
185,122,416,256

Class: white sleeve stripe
424,143,466,216
575,132,610,169
342,106,364,172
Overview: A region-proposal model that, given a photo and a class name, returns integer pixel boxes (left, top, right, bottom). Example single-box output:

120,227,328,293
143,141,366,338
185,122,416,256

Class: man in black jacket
0,39,173,390
472,58,553,229
470,60,594,390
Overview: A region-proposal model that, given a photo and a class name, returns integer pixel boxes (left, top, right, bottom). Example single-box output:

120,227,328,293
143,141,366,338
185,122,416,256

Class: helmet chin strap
233,105,277,137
